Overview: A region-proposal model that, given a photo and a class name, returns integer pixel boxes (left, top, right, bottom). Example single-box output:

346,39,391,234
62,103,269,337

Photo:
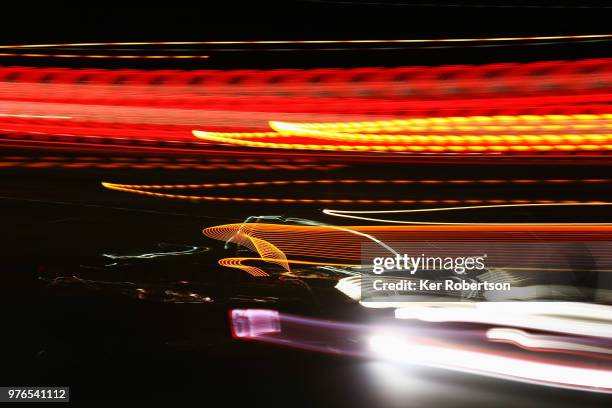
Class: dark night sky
1,1,611,43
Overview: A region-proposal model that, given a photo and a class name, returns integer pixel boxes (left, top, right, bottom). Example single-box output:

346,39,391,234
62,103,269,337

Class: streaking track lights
3,34,612,49
101,179,612,204
230,308,612,393
193,114,612,154
202,222,612,277
1,58,611,155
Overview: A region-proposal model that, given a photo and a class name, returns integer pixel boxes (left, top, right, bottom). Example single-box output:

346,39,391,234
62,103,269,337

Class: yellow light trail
101,179,611,205
1,34,610,49
193,114,612,152
192,131,612,153
323,203,612,225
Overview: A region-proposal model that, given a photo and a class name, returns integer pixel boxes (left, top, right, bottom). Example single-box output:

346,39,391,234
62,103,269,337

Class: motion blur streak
203,223,612,275
487,328,612,357
230,309,281,338
101,180,612,204
193,130,612,153
1,58,611,152
369,335,612,393
323,203,612,224
0,53,210,59
270,114,612,133
395,302,612,337
1,34,610,48
99,178,612,188
193,114,612,153
0,158,343,171
229,309,612,393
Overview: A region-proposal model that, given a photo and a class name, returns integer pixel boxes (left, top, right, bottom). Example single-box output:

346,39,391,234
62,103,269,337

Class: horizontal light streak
2,34,610,49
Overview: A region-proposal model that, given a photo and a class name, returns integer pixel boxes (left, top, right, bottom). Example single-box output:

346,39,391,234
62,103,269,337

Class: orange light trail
0,157,344,170
0,53,209,59
101,179,611,204
203,222,612,277
101,178,610,189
